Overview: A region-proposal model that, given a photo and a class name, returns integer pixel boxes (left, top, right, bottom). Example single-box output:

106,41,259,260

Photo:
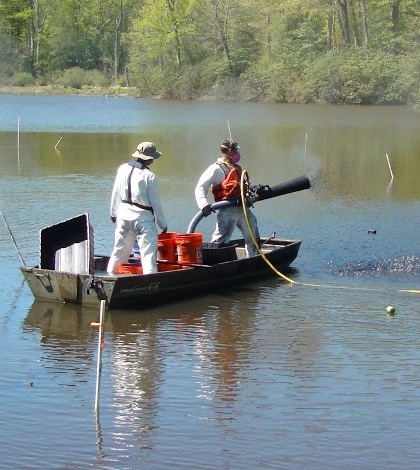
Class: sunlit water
0,95,419,469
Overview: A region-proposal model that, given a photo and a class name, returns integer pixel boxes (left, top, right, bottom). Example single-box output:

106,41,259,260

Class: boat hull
20,239,301,310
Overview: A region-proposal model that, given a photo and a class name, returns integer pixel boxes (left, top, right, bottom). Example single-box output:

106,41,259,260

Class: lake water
0,95,420,469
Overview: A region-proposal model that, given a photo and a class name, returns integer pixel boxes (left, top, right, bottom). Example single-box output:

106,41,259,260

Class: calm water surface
0,95,419,469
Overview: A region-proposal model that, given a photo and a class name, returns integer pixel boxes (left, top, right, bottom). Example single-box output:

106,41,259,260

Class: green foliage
365,52,412,104
302,51,371,104
83,70,111,87
56,68,86,89
53,67,110,89
12,72,36,87
269,1,327,69
177,60,221,99
1,0,420,105
0,64,15,85
240,62,293,102
302,50,413,104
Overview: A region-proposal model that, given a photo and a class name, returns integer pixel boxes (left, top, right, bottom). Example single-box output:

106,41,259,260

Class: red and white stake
92,300,106,412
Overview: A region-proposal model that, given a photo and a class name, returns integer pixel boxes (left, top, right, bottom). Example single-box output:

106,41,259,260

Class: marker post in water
386,153,394,181
17,116,21,170
92,300,106,412
55,136,63,150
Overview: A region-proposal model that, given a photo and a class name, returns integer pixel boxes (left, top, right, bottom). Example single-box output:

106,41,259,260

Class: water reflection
22,301,99,384
175,292,259,407
106,291,267,450
2,100,420,204
2,277,26,331
21,289,269,453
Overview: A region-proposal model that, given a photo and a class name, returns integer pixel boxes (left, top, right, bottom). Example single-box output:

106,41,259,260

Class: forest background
1,0,420,108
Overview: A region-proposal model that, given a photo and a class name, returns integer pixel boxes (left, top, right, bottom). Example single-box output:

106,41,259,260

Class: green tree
40,0,136,78
0,0,34,71
128,0,200,95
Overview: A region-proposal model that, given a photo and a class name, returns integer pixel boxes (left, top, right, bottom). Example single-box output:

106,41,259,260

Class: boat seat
202,242,238,264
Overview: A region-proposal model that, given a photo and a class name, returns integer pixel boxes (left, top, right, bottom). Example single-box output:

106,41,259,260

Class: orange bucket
119,263,143,274
158,232,178,262
119,262,182,274
175,233,203,264
158,263,182,272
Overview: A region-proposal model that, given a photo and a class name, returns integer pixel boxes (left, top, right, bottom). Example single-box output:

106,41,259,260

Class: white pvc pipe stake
94,300,106,412
386,153,394,181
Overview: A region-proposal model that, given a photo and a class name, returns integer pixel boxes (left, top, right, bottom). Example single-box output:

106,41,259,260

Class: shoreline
0,85,135,97
0,85,230,102
1,86,418,110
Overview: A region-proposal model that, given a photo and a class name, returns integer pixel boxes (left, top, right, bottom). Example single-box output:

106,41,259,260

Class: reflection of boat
23,300,99,340
20,176,310,310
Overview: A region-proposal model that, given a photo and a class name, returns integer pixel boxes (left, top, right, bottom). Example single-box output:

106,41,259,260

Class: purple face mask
229,144,241,164
230,153,241,164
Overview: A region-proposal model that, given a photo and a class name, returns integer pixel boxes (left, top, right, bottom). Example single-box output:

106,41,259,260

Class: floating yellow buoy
386,306,396,315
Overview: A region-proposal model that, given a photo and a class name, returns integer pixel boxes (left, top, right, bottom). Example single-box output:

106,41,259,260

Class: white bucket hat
132,142,162,162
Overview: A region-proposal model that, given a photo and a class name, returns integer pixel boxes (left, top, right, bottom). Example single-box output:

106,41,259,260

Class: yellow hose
240,170,297,284
240,169,420,296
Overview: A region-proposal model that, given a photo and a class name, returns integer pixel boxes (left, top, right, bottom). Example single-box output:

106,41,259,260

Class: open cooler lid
39,213,94,274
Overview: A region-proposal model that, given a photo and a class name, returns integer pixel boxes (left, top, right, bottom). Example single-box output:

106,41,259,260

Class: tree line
1,0,420,107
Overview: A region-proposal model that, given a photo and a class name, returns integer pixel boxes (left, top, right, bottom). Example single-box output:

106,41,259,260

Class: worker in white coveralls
195,138,260,257
107,142,168,274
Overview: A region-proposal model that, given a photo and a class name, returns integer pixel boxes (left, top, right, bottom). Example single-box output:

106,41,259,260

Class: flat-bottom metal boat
21,234,301,310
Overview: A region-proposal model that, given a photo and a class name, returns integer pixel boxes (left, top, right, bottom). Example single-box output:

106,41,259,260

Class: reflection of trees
250,284,324,385
107,294,259,435
312,125,420,202
213,312,243,401
212,300,254,402
173,291,259,413
106,316,164,448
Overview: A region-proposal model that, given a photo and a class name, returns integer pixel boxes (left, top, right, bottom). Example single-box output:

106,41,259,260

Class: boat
20,175,311,310
20,226,301,310
21,238,301,310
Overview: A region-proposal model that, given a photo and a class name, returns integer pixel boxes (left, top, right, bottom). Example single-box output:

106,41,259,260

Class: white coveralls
107,161,168,274
195,160,260,257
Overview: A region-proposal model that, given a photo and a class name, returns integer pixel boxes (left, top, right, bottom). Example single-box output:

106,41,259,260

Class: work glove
202,204,214,217
161,227,168,234
111,216,116,223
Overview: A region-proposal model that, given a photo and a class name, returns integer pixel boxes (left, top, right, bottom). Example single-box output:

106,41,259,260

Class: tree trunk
336,0,351,47
361,0,369,47
166,0,182,68
265,1,271,57
348,0,360,47
28,0,36,73
391,0,401,33
390,0,401,53
327,10,333,51
114,0,123,86
125,67,130,87
212,0,234,76
114,23,119,85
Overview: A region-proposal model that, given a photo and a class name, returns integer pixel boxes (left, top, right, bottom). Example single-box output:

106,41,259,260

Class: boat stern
20,266,114,307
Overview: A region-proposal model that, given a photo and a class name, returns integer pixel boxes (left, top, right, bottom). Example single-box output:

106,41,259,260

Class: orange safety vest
211,163,244,202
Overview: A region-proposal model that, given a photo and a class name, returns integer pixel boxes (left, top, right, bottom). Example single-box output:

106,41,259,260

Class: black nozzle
255,175,311,202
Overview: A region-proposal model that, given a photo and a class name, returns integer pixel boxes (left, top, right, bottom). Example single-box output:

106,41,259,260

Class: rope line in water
239,170,420,296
